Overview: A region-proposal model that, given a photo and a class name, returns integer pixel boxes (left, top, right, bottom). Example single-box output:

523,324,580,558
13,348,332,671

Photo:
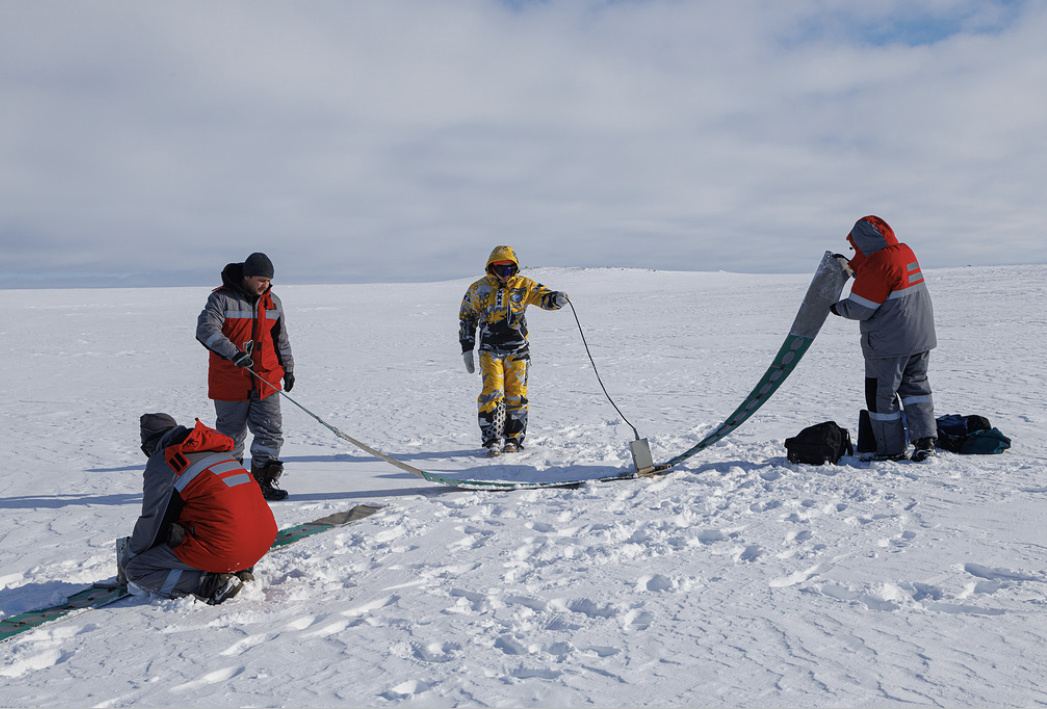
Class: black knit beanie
243,252,275,279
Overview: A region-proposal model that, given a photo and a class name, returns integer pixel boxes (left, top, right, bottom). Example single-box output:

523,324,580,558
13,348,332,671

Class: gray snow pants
125,544,205,599
865,351,936,455
214,395,283,466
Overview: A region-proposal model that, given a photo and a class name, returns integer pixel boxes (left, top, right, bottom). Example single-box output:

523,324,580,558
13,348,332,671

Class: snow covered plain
2,262,1046,708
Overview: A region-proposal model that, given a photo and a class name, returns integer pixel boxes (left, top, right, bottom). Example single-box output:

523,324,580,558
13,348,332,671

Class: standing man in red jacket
830,216,938,462
121,414,278,604
196,253,295,500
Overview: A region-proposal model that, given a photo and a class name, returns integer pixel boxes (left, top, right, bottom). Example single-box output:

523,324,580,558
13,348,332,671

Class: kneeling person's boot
252,460,289,501
115,536,131,586
195,572,244,605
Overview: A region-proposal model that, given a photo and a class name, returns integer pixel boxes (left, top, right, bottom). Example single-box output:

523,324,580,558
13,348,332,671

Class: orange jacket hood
846,215,898,271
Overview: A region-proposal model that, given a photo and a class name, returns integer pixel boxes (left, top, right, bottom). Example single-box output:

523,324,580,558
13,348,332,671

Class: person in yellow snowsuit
459,246,568,456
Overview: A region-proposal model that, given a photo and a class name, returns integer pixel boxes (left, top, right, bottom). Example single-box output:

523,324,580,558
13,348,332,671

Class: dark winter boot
252,460,289,501
911,437,937,462
196,572,244,605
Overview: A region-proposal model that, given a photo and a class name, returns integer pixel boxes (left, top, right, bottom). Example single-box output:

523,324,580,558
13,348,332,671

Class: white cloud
1,0,1044,287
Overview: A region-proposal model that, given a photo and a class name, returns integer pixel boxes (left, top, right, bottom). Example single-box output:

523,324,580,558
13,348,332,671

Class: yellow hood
485,245,519,272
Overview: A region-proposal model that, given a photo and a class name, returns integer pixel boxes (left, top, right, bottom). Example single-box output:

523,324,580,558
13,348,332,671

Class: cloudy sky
1,0,1044,287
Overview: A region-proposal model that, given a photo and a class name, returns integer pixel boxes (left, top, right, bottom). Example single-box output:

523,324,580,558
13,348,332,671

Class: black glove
284,372,295,392
232,351,253,368
829,303,840,316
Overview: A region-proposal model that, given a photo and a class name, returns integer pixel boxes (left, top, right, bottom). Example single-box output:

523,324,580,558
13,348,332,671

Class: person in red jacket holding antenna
830,216,938,462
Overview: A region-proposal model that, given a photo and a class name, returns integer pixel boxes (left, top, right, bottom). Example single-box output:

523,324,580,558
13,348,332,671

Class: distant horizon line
1,261,1040,291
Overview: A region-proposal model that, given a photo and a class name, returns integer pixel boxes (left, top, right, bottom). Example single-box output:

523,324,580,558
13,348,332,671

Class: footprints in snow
170,666,243,694
381,680,433,700
780,558,1044,616
801,572,1019,616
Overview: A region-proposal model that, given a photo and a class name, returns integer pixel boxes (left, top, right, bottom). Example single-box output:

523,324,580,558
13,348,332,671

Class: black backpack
785,421,854,465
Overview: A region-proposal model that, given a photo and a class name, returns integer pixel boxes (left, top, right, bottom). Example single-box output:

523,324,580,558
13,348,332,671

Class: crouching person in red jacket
121,413,278,605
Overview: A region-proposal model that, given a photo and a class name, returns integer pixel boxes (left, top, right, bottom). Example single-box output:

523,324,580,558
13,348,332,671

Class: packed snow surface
2,263,1046,707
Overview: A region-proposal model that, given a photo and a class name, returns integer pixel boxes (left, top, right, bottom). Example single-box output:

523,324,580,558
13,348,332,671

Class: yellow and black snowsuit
459,246,565,448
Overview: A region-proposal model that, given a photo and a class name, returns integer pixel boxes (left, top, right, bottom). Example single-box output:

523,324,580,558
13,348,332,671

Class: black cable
566,298,640,440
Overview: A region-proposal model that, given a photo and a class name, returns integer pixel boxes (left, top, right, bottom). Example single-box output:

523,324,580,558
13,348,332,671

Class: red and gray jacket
196,262,294,401
833,216,937,359
130,420,278,573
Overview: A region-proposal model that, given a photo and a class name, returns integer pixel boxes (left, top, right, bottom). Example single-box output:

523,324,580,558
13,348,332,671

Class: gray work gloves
553,291,569,308
463,350,475,374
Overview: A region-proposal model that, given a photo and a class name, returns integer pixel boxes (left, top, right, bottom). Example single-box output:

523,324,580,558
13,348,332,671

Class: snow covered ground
2,261,1045,707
